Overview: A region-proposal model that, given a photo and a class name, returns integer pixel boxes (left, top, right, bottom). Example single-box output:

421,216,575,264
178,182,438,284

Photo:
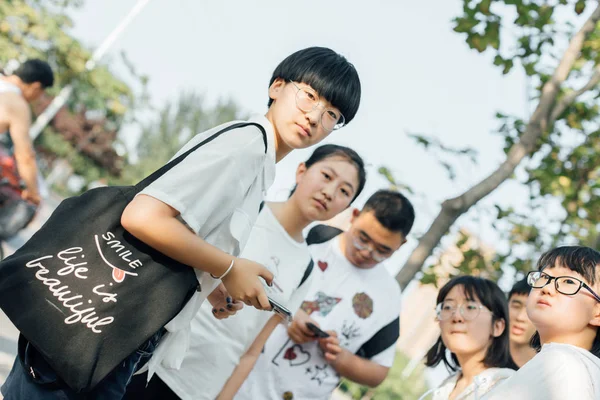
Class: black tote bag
0,122,267,392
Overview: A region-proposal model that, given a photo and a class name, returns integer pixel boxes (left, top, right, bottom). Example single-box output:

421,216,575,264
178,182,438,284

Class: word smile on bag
24,230,146,335
0,122,267,391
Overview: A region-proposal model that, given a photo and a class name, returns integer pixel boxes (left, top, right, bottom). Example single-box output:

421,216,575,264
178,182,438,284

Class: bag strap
306,224,344,245
134,122,267,193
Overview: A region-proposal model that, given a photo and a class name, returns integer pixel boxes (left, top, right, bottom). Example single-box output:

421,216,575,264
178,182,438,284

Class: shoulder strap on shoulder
135,122,267,193
355,316,400,359
306,224,344,246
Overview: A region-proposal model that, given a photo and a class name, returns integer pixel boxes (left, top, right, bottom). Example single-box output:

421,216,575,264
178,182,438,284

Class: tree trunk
396,4,600,290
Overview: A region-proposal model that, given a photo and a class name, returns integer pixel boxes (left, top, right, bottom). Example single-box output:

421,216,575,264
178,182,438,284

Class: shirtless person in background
0,59,54,205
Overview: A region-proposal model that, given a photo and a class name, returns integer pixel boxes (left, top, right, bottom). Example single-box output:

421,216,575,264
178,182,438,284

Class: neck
267,201,311,243
264,111,291,162
455,352,487,383
539,327,596,351
509,341,537,367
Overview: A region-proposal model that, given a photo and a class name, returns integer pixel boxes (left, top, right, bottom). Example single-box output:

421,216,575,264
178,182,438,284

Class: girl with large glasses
481,246,600,400
419,276,515,400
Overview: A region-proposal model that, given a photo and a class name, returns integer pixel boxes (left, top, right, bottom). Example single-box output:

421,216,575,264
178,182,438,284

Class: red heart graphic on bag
318,261,328,272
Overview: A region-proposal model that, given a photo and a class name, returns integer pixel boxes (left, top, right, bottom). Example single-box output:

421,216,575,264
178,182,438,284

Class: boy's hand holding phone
221,258,273,310
288,309,320,344
318,330,343,363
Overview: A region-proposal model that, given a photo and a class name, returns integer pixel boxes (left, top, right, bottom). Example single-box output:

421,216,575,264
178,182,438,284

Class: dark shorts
0,330,164,400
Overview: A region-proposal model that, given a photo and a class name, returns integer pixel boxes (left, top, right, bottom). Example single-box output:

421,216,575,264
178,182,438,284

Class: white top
138,114,277,379
155,204,314,400
420,368,514,400
236,233,402,400
481,343,600,400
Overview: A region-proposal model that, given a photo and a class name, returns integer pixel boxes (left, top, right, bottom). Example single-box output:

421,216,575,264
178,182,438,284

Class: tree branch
396,3,600,290
549,65,600,126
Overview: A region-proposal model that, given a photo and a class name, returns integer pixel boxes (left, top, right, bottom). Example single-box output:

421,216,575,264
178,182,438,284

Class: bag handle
134,122,267,193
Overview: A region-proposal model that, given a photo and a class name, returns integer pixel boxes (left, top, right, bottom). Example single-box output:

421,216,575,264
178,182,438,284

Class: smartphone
268,297,293,322
306,322,330,338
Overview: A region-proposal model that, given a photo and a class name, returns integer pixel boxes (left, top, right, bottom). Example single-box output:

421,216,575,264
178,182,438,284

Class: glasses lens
295,87,318,113
321,109,345,131
527,271,544,287
437,301,455,320
371,252,387,263
352,237,366,251
462,302,482,321
556,276,582,295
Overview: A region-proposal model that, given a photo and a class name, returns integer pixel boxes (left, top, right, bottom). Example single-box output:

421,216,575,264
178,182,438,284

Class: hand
287,309,319,344
21,189,41,205
221,258,274,311
318,330,343,363
207,283,244,320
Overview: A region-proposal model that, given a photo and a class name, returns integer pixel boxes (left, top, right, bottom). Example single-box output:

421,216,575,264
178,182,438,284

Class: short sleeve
370,343,397,368
356,316,400,367
139,127,265,234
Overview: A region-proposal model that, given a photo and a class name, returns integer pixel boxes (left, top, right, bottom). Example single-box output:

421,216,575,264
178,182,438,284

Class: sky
66,0,532,279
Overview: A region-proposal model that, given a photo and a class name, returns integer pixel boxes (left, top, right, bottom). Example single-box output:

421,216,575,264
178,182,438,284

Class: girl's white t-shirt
154,204,314,400
420,368,514,400
481,343,600,400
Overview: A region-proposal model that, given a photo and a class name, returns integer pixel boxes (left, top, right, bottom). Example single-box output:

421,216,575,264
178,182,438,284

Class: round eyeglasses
351,234,391,263
435,300,492,321
289,81,345,132
527,271,600,302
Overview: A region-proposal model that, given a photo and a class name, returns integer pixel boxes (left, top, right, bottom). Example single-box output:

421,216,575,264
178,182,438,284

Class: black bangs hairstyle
14,59,54,88
291,144,366,202
268,47,361,124
362,190,415,237
530,246,600,358
425,276,514,372
508,278,531,300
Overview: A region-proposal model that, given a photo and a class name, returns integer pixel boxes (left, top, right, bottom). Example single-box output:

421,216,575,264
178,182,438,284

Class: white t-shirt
139,115,277,378
155,204,314,400
420,368,514,400
481,343,600,400
236,227,402,400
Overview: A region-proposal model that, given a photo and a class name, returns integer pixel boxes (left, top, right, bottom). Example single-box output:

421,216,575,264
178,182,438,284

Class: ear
268,78,286,101
492,318,506,338
589,303,600,328
295,162,307,184
349,208,360,223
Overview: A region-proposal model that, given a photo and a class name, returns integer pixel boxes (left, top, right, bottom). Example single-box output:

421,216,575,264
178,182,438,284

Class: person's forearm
217,353,259,400
218,316,280,399
14,151,39,195
121,198,232,277
331,350,389,387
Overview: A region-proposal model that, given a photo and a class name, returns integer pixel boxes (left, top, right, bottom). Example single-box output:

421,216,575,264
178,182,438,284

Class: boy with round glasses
225,190,415,400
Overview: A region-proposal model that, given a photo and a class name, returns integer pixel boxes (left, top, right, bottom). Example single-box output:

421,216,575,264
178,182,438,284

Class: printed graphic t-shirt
236,229,401,400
